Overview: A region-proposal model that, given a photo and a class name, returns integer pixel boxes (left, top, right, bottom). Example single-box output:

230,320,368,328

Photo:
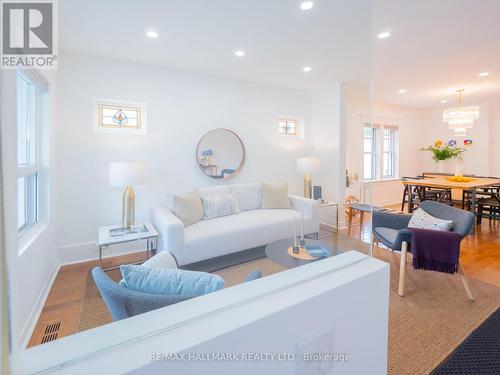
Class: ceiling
60,0,500,108
373,0,500,108
59,0,371,90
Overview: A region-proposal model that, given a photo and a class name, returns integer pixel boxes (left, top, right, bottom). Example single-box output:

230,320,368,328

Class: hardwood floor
28,211,500,348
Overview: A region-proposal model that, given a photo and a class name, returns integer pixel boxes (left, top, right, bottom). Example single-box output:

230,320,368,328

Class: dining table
401,175,500,234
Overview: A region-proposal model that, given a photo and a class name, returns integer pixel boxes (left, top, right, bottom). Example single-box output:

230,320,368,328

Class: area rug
78,251,500,375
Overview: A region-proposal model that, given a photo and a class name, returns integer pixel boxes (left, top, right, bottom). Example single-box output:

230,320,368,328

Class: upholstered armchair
372,201,475,299
92,267,262,321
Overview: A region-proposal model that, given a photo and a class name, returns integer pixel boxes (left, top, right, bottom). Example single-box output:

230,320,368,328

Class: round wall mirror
196,129,245,179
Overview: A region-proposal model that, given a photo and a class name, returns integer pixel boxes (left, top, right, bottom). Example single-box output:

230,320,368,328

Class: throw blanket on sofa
409,228,462,274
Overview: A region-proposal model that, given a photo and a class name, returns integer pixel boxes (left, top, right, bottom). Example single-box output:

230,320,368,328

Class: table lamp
297,157,320,198
109,161,148,228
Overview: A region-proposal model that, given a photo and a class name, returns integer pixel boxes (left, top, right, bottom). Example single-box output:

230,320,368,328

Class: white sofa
151,183,319,266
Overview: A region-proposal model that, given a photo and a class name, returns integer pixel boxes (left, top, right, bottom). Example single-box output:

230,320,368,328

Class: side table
318,200,339,239
98,223,159,271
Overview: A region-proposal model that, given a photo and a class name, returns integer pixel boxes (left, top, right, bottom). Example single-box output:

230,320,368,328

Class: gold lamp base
304,174,312,199
122,186,135,228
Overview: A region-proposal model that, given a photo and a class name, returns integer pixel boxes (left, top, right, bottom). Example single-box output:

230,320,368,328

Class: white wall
1,69,59,349
345,99,426,206
56,52,315,262
420,103,492,176
491,97,500,177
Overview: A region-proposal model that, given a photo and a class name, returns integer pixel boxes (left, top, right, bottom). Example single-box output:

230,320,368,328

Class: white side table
98,223,159,270
318,200,339,239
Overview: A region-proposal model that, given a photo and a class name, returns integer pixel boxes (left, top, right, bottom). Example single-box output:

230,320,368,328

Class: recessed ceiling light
478,72,489,77
398,89,406,94
440,100,448,104
303,66,312,72
234,50,245,57
378,31,391,39
300,1,314,10
146,30,158,39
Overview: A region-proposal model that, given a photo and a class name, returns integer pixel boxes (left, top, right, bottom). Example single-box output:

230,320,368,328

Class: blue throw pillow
119,265,224,296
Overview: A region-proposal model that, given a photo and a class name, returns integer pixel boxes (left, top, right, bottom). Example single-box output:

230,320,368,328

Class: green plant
420,139,466,162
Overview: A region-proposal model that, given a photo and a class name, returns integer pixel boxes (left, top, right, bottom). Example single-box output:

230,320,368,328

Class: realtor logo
1,0,58,69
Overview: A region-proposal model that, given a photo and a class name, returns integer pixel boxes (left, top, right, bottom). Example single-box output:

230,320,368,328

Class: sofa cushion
119,265,224,296
230,183,262,211
408,208,453,231
178,209,316,265
198,185,230,198
261,182,290,209
202,193,240,220
173,190,204,227
142,251,178,269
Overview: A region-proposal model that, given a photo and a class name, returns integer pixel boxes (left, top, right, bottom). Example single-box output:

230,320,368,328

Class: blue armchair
92,267,262,321
372,201,475,299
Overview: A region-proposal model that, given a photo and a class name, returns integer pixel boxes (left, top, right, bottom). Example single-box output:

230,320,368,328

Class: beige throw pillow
261,183,290,209
173,190,204,226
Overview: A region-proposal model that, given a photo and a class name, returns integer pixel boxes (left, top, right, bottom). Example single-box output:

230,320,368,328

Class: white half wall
56,52,317,263
21,251,390,375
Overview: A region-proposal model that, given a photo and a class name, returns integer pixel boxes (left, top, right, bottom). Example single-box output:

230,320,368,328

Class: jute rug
78,251,500,375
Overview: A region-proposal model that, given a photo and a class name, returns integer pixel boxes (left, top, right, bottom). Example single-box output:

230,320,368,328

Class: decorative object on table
445,176,476,183
442,89,479,137
297,157,320,198
420,139,466,173
464,139,473,146
196,128,245,179
292,217,300,254
109,225,148,237
299,213,306,247
109,161,148,228
305,244,330,257
313,185,322,200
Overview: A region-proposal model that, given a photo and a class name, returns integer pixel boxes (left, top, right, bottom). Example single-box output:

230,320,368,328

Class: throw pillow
261,182,291,209
173,189,204,226
230,183,262,211
202,193,240,220
408,208,454,231
119,265,224,296
142,251,178,269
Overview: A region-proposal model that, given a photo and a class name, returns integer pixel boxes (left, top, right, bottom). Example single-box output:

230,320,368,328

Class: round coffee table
265,238,339,269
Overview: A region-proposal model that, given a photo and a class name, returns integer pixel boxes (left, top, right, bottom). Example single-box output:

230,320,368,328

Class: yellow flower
434,140,443,148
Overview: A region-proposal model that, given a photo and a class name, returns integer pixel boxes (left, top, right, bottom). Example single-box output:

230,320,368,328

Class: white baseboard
18,259,60,350
58,241,148,266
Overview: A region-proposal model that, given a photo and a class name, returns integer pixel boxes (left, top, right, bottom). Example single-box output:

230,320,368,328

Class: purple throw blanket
409,228,462,274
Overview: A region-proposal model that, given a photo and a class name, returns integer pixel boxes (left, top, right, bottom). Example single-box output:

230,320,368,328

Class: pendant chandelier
443,89,479,132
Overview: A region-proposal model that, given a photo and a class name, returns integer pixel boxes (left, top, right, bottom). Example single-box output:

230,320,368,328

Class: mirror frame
195,128,246,179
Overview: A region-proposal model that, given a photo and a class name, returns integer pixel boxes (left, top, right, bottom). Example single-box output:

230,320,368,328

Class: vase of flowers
421,139,466,174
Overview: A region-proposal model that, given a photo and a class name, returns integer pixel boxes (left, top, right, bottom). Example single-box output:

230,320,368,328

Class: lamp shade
109,161,148,187
297,157,320,174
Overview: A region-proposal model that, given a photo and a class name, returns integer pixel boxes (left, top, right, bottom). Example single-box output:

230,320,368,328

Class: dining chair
477,193,500,224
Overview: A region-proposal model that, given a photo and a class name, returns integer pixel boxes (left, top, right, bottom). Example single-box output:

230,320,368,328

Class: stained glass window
279,118,298,135
94,100,145,133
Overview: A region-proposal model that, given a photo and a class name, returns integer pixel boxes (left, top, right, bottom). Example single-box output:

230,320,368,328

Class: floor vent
41,321,61,344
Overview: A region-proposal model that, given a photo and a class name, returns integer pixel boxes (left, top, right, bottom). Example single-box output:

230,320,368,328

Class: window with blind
363,124,399,181
17,72,47,236
94,100,146,134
